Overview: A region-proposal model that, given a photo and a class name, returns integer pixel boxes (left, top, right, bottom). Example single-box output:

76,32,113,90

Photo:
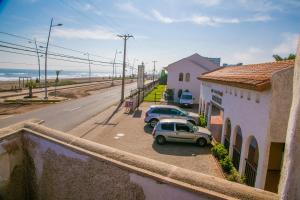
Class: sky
0,0,299,74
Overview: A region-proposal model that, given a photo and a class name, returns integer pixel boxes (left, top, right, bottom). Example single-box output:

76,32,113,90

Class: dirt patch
0,104,47,115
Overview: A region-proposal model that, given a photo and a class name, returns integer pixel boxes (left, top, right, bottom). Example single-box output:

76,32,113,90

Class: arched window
232,126,243,170
224,119,231,150
245,136,259,187
179,73,183,82
185,73,190,82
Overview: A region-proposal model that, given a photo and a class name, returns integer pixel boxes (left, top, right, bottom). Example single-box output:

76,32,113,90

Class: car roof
149,105,180,109
159,118,188,123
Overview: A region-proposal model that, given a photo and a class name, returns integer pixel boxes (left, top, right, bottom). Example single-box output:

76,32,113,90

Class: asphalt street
0,82,141,131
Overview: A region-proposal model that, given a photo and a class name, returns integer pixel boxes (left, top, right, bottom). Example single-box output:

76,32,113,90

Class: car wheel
150,119,158,128
156,136,166,145
188,120,196,125
197,138,207,147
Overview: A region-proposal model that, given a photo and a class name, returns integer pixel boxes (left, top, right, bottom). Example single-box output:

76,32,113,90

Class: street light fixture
44,18,63,99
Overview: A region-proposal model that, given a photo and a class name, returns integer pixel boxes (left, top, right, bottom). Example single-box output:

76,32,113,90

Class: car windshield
181,95,192,100
178,108,188,116
187,122,198,132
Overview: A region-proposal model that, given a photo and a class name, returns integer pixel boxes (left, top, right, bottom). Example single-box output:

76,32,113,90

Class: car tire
188,120,196,125
156,136,166,145
150,119,159,128
197,138,207,147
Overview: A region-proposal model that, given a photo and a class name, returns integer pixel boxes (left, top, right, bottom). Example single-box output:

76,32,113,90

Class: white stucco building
166,53,219,103
198,60,294,193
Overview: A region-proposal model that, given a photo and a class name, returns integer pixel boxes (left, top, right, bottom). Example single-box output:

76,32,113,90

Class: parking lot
69,102,224,178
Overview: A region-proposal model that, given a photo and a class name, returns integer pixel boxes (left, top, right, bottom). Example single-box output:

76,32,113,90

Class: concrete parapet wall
0,120,278,200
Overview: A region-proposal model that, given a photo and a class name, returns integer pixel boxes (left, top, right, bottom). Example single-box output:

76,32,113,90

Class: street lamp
44,18,62,99
28,39,41,83
112,50,122,83
83,52,91,82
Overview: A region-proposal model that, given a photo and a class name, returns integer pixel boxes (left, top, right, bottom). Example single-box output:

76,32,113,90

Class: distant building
198,60,294,192
204,57,221,66
223,63,243,67
166,53,219,103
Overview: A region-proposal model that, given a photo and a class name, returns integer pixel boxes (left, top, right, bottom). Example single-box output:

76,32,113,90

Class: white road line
66,107,81,112
0,115,14,120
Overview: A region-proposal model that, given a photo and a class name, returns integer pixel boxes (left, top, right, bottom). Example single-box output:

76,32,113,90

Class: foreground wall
0,121,278,200
279,37,300,200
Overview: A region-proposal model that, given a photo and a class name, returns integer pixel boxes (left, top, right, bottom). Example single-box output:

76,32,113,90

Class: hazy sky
0,0,299,73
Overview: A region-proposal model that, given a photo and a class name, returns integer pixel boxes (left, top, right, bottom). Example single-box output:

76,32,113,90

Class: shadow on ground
144,125,153,134
152,141,212,157
132,109,143,118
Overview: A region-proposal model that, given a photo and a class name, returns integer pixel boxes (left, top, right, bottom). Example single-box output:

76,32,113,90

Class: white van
179,91,193,107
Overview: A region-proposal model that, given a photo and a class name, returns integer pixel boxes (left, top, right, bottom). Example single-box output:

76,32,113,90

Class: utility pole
112,50,121,84
84,52,91,82
152,60,157,82
117,34,133,102
29,39,41,83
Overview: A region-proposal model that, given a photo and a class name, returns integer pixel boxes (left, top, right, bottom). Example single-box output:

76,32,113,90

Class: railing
125,80,159,112
224,138,230,150
244,159,257,187
232,145,241,170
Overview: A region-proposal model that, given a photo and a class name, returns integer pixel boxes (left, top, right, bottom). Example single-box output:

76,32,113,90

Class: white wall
200,82,272,189
167,60,208,103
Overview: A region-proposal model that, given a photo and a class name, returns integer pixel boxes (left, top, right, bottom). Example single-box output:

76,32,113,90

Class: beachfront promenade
0,81,139,131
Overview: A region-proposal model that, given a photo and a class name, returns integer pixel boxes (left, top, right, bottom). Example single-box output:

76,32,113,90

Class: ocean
0,68,113,81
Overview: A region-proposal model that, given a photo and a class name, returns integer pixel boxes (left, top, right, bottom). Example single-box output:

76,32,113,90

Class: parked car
179,91,193,107
144,105,199,128
152,119,212,146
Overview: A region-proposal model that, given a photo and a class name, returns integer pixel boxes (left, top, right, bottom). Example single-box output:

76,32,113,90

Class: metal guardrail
245,159,257,187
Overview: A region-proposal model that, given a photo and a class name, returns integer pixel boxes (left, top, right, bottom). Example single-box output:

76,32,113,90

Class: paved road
0,82,141,131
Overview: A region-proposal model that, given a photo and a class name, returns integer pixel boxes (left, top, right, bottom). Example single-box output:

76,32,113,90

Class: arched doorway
232,126,243,170
224,119,231,151
244,136,259,187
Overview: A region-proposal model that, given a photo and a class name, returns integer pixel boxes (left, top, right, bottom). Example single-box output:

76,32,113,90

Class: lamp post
112,50,122,84
83,53,91,82
44,18,62,99
28,39,41,83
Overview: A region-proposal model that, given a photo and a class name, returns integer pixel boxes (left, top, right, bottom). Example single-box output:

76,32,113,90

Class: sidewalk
0,79,124,99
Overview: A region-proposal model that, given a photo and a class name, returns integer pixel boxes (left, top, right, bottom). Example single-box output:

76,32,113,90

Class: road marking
0,115,14,120
66,107,81,112
117,133,125,137
114,136,120,139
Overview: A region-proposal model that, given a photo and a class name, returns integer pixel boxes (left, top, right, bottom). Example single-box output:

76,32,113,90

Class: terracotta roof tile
198,60,294,91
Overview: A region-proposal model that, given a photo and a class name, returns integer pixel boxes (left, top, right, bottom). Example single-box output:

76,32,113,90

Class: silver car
144,105,199,128
152,119,212,147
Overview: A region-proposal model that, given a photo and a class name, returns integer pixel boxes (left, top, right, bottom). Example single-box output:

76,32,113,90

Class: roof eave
199,78,271,91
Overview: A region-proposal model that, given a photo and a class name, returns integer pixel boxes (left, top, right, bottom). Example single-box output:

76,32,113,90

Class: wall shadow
152,142,212,157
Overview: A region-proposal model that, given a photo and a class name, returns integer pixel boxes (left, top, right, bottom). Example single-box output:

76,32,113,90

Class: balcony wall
0,120,278,200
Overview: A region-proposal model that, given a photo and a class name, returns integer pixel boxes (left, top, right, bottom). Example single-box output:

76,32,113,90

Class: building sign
137,63,145,89
212,95,222,105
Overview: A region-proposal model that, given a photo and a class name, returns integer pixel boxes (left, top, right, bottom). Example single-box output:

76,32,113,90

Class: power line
0,49,121,68
0,31,114,61
0,42,122,65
